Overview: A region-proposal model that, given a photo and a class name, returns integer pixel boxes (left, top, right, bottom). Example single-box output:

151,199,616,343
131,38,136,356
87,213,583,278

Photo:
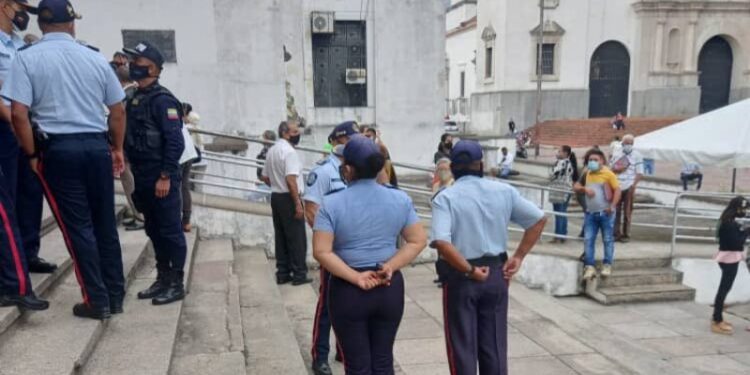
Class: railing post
670,192,683,259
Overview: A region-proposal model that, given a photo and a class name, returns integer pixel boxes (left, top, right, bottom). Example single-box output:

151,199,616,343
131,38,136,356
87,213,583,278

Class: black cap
332,121,359,139
123,41,165,68
343,134,381,169
28,0,82,23
450,140,484,165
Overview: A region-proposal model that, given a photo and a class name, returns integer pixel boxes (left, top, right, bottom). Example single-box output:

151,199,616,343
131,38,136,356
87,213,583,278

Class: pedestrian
123,40,187,306
434,133,453,164
610,134,643,242
612,112,626,131
4,0,126,318
508,118,516,134
432,158,454,193
498,147,514,178
256,130,276,181
574,149,621,280
304,121,357,375
711,197,750,335
680,163,703,191
179,104,199,233
364,126,377,141
431,140,546,375
549,145,578,243
608,136,621,161
261,121,310,285
313,134,427,375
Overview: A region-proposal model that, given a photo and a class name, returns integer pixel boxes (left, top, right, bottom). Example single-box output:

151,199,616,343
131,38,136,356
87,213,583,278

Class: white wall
447,27,476,102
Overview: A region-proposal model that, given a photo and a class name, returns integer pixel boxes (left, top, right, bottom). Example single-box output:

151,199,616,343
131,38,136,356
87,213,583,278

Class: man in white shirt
610,134,643,242
261,121,310,285
498,147,514,179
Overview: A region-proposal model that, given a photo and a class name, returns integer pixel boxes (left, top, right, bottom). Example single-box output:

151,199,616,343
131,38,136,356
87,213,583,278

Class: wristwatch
159,172,170,180
464,264,475,278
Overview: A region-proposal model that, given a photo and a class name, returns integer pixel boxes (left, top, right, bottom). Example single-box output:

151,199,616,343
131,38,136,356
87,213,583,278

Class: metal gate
589,41,630,118
698,36,733,114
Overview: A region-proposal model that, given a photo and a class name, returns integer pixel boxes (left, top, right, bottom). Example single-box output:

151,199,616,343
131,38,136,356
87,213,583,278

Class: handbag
549,160,572,204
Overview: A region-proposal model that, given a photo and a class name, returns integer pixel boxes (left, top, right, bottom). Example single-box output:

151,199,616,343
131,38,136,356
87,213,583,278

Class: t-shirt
262,139,304,194
610,151,643,191
584,167,620,213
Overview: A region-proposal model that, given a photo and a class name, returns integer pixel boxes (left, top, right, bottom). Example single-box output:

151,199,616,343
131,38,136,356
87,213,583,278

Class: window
312,21,367,107
460,71,465,98
536,43,555,75
667,28,681,68
122,30,177,63
485,47,493,78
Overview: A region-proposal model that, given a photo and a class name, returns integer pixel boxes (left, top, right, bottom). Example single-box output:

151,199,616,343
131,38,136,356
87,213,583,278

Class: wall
446,26,476,103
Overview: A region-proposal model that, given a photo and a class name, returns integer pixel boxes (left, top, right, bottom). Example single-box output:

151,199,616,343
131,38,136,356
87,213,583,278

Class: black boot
152,270,186,306
72,303,111,320
27,257,58,273
0,293,49,311
110,298,124,314
138,269,169,299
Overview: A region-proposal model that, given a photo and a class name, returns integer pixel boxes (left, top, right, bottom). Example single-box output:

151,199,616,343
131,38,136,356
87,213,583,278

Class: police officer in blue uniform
3,0,127,319
313,134,427,375
123,41,187,306
305,121,357,375
430,140,546,375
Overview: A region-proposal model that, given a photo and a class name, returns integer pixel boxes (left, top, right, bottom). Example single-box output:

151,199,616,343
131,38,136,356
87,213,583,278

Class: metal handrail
670,191,738,257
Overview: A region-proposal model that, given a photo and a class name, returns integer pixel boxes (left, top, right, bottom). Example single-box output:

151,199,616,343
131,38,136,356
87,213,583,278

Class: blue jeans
584,211,615,266
552,201,569,237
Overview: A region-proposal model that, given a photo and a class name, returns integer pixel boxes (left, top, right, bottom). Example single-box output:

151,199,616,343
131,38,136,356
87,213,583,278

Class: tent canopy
635,99,750,169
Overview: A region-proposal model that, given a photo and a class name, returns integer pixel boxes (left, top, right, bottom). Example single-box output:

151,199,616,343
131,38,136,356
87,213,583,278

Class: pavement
278,263,750,375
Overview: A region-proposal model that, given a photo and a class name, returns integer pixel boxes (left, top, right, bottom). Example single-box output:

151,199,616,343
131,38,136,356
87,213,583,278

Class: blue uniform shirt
431,176,544,260
314,179,420,268
0,30,23,154
1,32,125,134
304,154,346,206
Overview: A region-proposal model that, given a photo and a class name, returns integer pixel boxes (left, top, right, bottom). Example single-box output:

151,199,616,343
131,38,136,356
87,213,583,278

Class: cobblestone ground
281,264,750,375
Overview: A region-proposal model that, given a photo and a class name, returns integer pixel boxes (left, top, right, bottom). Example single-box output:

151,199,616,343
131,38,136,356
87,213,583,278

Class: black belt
467,253,508,267
47,132,108,141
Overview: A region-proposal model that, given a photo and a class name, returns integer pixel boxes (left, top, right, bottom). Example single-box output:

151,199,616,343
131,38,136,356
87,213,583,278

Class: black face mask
289,134,301,146
451,163,484,180
444,142,453,150
12,10,29,31
129,64,150,81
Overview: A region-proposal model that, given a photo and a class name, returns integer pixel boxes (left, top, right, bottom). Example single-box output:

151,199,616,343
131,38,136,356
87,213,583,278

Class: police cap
343,134,380,169
27,0,82,23
451,140,483,165
123,41,165,68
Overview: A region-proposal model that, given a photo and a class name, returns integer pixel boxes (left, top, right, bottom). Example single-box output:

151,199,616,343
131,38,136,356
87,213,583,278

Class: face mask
444,142,453,150
587,160,600,172
623,145,633,154
12,10,29,31
129,64,150,81
289,134,301,146
437,169,452,182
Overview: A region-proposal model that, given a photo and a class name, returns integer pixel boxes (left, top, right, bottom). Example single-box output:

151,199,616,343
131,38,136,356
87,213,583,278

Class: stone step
587,283,696,305
596,268,683,288
168,239,246,375
604,257,672,270
234,247,307,375
80,232,199,375
0,228,150,375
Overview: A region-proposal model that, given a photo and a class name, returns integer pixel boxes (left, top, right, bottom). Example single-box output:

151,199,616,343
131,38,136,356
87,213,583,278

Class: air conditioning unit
345,69,367,85
311,11,335,34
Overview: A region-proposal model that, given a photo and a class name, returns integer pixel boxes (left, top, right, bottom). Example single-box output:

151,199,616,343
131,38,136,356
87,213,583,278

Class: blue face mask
587,160,600,172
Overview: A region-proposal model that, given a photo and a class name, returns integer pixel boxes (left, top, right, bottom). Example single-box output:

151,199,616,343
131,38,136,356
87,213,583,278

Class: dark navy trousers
329,270,404,375
131,163,187,273
312,268,337,365
16,152,44,260
438,257,509,375
0,120,19,201
0,168,31,297
39,134,125,309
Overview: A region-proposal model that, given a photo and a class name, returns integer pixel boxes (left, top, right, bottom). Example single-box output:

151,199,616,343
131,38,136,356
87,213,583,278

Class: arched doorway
698,36,733,113
589,41,630,118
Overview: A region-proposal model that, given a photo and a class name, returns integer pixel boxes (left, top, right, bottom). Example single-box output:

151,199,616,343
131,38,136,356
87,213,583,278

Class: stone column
652,19,666,71
684,19,698,71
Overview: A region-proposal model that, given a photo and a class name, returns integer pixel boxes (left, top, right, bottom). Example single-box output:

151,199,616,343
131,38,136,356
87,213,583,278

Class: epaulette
316,158,328,166
431,186,447,202
325,187,345,196
77,40,99,52
18,42,37,52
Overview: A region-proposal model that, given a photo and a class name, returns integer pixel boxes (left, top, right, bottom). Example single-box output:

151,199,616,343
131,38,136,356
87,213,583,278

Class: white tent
635,98,750,169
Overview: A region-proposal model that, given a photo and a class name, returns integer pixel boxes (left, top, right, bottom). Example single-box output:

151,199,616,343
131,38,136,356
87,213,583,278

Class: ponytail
569,151,579,182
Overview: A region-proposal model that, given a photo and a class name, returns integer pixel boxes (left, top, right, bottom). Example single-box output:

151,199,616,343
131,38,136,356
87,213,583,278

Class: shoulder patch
316,158,329,166
306,172,318,187
77,40,99,52
431,187,447,202
18,42,36,52
167,108,180,120
325,187,345,196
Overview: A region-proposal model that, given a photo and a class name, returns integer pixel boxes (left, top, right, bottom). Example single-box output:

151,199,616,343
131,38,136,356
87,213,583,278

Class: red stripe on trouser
311,268,327,362
37,157,90,306
0,202,27,296
442,285,457,375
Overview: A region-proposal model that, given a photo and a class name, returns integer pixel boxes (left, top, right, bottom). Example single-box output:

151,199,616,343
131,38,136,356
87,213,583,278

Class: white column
652,19,666,71
684,20,697,71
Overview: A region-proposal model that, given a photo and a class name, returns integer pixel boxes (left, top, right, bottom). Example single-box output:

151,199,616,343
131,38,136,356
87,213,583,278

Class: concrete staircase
585,257,696,305
532,117,683,147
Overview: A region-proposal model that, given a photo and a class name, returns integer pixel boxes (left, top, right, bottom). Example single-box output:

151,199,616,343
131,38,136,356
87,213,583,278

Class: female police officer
313,134,427,375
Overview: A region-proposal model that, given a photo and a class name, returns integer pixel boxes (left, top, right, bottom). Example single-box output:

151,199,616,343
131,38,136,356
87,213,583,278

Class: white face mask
623,145,633,154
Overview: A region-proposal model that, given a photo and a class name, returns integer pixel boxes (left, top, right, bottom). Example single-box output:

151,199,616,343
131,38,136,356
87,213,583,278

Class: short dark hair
182,102,193,117
586,148,606,161
278,121,290,138
348,153,386,180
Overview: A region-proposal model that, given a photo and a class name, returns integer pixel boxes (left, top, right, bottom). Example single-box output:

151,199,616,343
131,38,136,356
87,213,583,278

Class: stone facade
468,0,750,134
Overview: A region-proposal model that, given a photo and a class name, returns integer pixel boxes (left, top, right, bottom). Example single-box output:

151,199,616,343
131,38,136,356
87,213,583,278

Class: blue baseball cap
450,140,483,164
343,134,381,168
123,41,165,68
331,121,359,139
28,0,82,23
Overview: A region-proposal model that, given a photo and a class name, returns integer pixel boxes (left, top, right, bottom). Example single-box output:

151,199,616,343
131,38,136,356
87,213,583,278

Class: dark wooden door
698,36,733,113
313,21,367,107
589,41,630,118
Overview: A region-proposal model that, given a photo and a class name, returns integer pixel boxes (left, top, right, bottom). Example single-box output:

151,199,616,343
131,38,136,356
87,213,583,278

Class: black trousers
329,271,404,375
0,167,31,297
180,161,192,226
270,193,307,281
17,152,44,261
312,268,336,365
713,262,739,322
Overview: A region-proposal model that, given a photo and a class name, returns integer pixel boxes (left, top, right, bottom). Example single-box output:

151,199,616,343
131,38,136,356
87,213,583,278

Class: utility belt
38,131,109,152
435,253,508,281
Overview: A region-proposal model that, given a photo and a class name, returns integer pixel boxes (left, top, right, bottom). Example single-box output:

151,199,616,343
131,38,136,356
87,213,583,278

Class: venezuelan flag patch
167,108,180,120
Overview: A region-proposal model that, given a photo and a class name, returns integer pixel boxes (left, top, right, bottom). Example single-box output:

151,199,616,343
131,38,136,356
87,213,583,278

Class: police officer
123,41,187,306
304,121,357,375
430,140,546,375
312,135,427,374
3,0,126,319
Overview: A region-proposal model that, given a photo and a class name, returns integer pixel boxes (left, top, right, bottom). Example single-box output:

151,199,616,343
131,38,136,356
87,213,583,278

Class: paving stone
414,298,444,324
170,352,246,375
606,321,681,339
396,317,443,340
509,356,577,375
654,317,718,337
513,320,594,355
558,353,635,374
393,338,447,365
668,354,750,375
583,308,647,325
507,333,549,358
727,352,750,367
625,303,696,321
402,301,431,320
640,336,724,357
398,363,451,375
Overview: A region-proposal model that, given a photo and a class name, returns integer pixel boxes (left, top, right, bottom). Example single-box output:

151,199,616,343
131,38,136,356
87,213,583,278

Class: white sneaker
583,266,596,280
600,265,612,277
